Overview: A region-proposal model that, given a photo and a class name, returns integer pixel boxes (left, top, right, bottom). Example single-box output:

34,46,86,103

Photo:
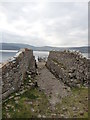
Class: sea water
0,50,88,63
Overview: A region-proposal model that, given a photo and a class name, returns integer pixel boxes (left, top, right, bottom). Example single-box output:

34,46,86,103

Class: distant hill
0,43,89,53
0,43,34,50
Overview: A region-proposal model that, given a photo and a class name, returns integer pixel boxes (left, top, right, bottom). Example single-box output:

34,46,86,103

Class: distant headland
0,43,89,53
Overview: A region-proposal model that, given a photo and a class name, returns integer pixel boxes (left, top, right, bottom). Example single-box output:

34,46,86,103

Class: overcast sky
0,1,88,47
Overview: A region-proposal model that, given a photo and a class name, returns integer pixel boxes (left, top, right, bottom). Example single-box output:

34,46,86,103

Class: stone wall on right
46,51,89,87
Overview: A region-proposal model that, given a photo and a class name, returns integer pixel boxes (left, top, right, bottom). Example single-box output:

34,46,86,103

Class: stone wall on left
0,48,36,100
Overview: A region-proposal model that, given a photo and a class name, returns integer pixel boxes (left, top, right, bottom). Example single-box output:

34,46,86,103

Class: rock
63,86,67,89
85,108,88,112
51,113,56,117
28,83,33,86
19,90,26,94
73,107,76,111
31,108,35,112
14,97,20,100
7,104,12,108
9,96,14,99
42,115,46,118
18,110,20,112
15,93,20,96
28,75,31,78
62,107,67,111
26,85,31,88
15,100,19,104
77,107,79,110
80,111,84,115
10,105,14,109
73,114,77,118
6,113,10,118
13,109,16,112
29,80,31,83
5,106,8,110
71,79,74,82
67,87,71,92
27,101,33,105
37,114,41,118
85,97,88,101
21,83,24,85
60,114,64,118
27,71,32,75
77,84,81,88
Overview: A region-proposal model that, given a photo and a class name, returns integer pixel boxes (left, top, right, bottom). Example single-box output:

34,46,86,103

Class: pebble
29,80,31,83
15,93,20,96
5,106,8,110
13,109,16,112
73,114,77,118
63,86,67,89
51,113,56,116
27,101,33,105
37,114,41,118
14,97,20,100
21,83,24,85
28,75,31,78
67,87,71,92
60,114,64,118
42,115,46,118
7,104,12,107
19,90,26,94
85,108,88,112
28,83,33,86
55,92,59,95
80,111,84,115
62,107,67,111
7,113,10,118
86,97,88,101
9,96,14,99
73,107,76,111
15,100,19,104
31,108,35,112
77,84,81,88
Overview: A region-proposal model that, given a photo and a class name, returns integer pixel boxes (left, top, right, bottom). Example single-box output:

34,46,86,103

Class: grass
55,87,88,118
21,90,38,99
2,87,51,118
2,75,88,118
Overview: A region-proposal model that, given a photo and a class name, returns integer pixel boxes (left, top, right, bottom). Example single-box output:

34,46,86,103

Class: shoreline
0,49,89,65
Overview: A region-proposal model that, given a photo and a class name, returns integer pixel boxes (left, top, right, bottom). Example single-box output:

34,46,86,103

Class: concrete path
36,62,71,109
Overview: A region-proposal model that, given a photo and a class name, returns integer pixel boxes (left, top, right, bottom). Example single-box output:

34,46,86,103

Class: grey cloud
0,2,88,47
2,32,47,46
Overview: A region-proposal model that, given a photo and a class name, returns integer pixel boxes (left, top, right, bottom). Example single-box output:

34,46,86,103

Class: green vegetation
2,75,88,118
55,87,88,118
2,87,52,118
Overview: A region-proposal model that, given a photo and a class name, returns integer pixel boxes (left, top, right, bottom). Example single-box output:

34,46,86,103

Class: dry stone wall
0,48,36,100
46,51,89,88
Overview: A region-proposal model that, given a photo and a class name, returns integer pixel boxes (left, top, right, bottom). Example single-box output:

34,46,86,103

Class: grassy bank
55,87,88,118
2,75,88,118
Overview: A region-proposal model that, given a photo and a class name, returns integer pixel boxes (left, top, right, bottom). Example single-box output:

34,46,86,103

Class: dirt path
36,62,71,109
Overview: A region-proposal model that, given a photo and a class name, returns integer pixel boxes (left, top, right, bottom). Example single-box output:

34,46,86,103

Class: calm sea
0,50,88,63
0,50,49,63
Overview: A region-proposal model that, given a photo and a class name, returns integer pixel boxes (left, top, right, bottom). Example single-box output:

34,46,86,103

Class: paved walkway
36,62,71,109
